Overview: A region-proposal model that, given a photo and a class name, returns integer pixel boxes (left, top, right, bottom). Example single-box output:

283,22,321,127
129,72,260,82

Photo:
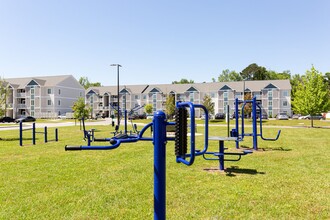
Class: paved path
1,118,329,131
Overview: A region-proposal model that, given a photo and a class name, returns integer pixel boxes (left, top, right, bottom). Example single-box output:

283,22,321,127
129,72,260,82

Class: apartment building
86,80,292,118
4,75,85,118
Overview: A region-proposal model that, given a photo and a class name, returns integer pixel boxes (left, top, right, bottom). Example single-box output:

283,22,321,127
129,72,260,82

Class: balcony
16,93,26,98
17,104,27,109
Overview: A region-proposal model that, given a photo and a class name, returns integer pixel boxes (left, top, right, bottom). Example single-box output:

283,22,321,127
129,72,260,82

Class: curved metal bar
256,103,281,141
174,102,209,165
193,104,209,156
138,122,153,139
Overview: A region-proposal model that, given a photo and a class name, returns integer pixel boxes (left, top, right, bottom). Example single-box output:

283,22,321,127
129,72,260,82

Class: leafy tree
0,77,10,117
72,97,90,119
240,63,268,80
324,72,330,88
202,94,214,117
213,69,242,82
172,79,194,84
145,104,153,114
242,93,253,117
79,77,102,89
292,66,330,127
164,95,175,119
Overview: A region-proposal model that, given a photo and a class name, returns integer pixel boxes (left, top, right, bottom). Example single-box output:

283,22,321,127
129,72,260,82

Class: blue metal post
19,122,23,146
124,109,127,134
252,97,258,150
44,126,48,143
219,141,225,171
32,123,36,145
235,98,239,149
153,111,167,220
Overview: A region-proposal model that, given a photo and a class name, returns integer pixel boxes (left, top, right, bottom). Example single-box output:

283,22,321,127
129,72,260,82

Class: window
268,110,273,117
153,93,157,111
283,100,288,107
268,100,273,107
59,89,61,95
283,90,289,97
48,100,52,106
58,100,61,106
268,91,273,99
143,95,147,100
223,92,228,101
190,92,194,102
31,100,34,106
135,95,139,99
210,92,215,98
235,92,242,99
47,89,52,94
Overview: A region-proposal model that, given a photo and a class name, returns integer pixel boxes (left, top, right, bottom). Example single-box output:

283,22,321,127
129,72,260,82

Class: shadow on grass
240,145,292,152
0,137,31,141
203,166,265,177
225,166,266,177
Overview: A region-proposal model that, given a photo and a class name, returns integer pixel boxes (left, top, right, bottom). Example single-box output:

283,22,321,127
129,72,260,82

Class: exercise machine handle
256,103,282,141
65,145,82,151
175,102,209,166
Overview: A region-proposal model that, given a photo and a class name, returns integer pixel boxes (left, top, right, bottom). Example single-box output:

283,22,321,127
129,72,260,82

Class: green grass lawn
0,122,329,219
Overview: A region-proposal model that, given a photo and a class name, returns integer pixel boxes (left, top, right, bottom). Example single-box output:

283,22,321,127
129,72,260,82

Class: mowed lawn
0,122,329,219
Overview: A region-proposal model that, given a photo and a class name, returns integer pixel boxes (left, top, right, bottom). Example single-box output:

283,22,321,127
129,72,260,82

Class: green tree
145,104,153,114
164,95,175,119
202,94,214,117
172,79,194,84
79,77,102,89
212,69,242,82
0,77,10,117
292,66,330,127
72,97,90,119
240,63,268,80
243,93,253,117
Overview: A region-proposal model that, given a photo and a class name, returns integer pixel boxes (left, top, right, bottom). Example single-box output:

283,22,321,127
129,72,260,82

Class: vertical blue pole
153,111,167,220
124,110,127,134
219,141,225,171
44,126,48,143
235,99,239,149
19,122,23,146
252,97,258,150
32,123,36,145
241,102,245,139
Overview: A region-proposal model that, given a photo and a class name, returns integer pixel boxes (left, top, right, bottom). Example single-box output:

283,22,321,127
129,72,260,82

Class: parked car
304,114,324,120
138,113,147,119
15,116,36,123
276,112,289,120
256,113,268,120
201,114,213,120
128,113,139,120
57,114,67,119
214,113,225,119
146,114,153,119
0,116,15,123
292,114,301,119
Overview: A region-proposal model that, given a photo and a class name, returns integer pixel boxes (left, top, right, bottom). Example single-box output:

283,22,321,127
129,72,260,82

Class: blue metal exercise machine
65,101,209,220
231,96,281,150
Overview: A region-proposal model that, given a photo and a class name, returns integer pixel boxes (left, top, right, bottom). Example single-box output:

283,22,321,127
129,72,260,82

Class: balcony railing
17,104,27,109
16,93,26,97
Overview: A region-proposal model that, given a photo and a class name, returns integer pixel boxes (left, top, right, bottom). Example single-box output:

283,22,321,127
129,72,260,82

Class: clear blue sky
0,0,329,86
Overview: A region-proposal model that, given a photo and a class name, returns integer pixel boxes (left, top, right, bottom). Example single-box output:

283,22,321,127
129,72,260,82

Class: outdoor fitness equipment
109,103,144,135
231,96,281,150
65,101,209,220
19,122,58,146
